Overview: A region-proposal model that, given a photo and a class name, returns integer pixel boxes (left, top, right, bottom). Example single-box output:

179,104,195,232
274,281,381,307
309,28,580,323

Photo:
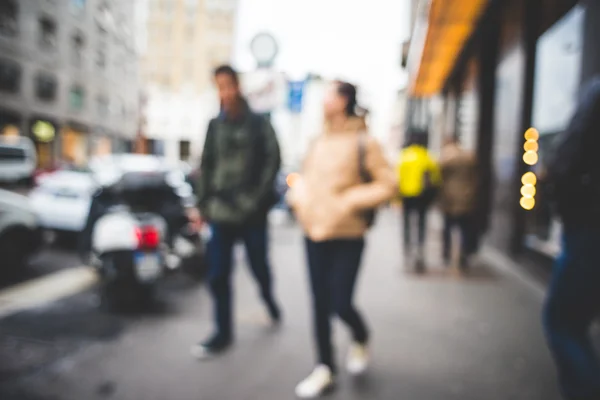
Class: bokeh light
520,197,535,210
521,171,537,186
523,151,539,166
523,140,539,152
520,184,536,198
524,127,539,141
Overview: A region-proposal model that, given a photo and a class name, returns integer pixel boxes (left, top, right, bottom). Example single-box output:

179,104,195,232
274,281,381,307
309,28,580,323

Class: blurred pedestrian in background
287,81,396,398
543,77,600,400
396,129,440,270
190,65,282,359
438,136,478,270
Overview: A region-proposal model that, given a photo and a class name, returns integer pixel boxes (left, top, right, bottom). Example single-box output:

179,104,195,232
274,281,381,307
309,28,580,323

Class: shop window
39,17,57,50
30,120,57,169
525,5,585,257
96,96,109,117
35,73,57,102
0,59,21,94
0,110,21,136
147,139,165,156
179,140,191,161
69,85,85,110
96,49,106,69
0,1,18,37
62,128,88,167
71,32,84,66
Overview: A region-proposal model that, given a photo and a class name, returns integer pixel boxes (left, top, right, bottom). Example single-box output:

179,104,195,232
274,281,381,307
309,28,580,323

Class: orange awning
408,0,488,97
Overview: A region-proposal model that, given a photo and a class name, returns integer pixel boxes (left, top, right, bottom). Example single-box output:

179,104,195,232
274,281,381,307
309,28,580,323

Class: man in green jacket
190,65,282,359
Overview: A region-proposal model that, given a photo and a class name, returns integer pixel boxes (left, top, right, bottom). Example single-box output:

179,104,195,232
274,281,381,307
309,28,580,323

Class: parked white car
0,136,36,184
0,188,42,276
29,170,98,236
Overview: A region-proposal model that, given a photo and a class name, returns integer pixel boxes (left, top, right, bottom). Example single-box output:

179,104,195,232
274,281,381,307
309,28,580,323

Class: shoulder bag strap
358,133,371,183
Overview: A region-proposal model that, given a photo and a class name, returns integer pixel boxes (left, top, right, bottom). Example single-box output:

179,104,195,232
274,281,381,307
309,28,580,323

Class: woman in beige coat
288,81,396,398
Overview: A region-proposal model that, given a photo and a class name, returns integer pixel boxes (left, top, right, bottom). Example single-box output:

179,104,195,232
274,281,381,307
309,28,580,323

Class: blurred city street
0,209,562,400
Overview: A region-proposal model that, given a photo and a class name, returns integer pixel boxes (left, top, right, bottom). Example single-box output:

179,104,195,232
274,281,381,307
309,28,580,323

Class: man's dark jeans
442,213,475,264
305,237,369,373
207,221,278,340
403,196,429,251
543,225,600,400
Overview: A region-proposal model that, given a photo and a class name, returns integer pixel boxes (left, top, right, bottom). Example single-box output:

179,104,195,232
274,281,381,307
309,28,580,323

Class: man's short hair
214,64,239,85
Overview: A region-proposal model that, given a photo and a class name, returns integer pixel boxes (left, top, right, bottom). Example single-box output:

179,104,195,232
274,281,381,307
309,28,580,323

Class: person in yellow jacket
396,130,441,268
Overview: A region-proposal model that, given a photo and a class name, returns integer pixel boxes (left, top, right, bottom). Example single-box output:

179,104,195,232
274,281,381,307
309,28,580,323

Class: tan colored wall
142,0,236,94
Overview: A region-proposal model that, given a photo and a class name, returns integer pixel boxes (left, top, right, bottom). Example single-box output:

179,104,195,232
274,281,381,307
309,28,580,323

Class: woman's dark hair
335,80,368,117
214,64,239,85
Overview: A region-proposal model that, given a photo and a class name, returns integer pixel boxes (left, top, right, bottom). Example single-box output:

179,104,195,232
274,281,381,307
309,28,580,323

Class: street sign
287,80,305,114
250,33,278,68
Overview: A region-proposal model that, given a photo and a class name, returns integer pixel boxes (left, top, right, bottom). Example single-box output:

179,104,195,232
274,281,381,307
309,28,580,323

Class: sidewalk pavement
2,208,561,400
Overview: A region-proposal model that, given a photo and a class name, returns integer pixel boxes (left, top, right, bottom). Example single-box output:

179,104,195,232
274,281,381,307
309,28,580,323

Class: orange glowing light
524,140,539,152
520,197,535,210
524,128,539,141
521,184,536,198
521,172,537,186
523,151,539,166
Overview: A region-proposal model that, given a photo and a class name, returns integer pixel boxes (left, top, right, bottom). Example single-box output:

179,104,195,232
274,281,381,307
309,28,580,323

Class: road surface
0,209,562,400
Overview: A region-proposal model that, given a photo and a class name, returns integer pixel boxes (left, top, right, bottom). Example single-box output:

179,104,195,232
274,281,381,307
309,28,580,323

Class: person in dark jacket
543,77,600,400
190,65,282,359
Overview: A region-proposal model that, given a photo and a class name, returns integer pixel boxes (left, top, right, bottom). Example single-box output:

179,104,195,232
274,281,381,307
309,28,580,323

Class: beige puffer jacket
287,117,397,242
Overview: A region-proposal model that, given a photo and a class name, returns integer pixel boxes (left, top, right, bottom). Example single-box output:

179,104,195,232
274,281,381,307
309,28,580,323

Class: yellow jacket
396,145,441,198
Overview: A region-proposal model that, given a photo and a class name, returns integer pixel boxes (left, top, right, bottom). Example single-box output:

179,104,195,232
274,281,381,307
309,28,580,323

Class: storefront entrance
61,126,89,167
524,5,585,258
30,118,57,170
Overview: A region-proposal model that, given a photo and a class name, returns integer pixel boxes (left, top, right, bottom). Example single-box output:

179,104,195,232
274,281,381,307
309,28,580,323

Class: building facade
0,0,139,169
137,0,238,163
407,0,598,272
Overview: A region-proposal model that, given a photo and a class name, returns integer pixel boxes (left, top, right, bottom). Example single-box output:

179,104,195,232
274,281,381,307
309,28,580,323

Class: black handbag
358,134,377,227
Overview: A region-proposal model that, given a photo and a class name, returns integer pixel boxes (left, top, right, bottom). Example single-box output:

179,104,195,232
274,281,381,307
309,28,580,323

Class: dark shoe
266,299,282,324
191,334,232,360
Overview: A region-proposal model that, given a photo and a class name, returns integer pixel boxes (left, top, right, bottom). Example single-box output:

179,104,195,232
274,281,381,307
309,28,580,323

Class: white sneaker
295,365,334,398
346,342,369,375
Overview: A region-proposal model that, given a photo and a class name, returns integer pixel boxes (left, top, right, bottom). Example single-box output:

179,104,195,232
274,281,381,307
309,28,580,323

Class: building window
70,0,86,16
96,96,109,117
179,140,191,161
0,59,21,94
96,49,106,69
39,17,57,49
0,1,18,37
35,73,58,102
71,32,84,66
69,85,85,110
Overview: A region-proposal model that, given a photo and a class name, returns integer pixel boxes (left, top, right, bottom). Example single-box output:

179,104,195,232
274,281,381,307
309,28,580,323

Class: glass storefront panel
526,5,585,257
30,119,57,169
61,127,88,167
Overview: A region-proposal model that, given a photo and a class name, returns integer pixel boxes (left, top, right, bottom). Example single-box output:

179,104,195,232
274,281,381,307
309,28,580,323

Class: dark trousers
442,213,475,263
207,221,277,340
403,196,428,250
543,226,600,400
305,237,369,373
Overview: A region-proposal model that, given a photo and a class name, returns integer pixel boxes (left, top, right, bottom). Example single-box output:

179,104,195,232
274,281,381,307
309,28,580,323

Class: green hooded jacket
196,100,281,225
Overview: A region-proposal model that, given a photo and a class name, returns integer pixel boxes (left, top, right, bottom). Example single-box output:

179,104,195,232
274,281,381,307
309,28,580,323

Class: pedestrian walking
287,81,396,398
396,129,440,269
543,77,600,400
438,136,478,269
190,65,282,359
